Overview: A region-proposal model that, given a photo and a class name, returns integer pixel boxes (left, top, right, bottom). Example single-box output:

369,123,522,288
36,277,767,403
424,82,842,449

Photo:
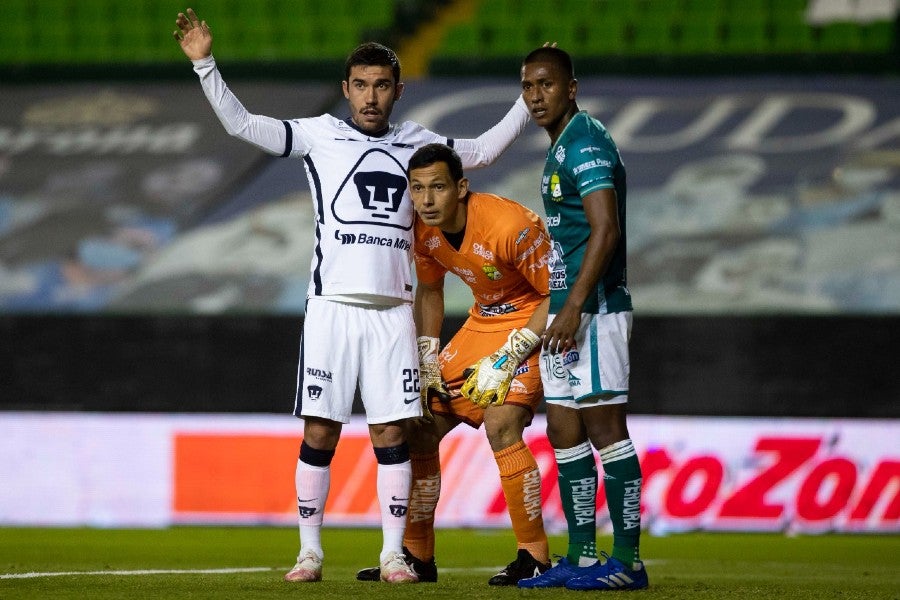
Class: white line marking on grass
441,567,503,574
1,567,276,579
4,560,665,580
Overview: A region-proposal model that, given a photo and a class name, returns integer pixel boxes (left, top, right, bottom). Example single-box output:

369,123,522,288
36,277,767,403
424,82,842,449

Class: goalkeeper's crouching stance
356,143,553,585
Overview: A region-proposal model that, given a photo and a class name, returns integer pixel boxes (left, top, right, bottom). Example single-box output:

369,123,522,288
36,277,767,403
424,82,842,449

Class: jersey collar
343,117,391,138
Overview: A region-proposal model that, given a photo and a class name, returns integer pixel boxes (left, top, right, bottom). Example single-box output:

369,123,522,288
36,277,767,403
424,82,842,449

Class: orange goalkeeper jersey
414,192,552,332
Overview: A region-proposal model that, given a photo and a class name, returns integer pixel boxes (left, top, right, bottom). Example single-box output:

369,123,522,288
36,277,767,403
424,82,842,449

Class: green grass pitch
1,527,898,599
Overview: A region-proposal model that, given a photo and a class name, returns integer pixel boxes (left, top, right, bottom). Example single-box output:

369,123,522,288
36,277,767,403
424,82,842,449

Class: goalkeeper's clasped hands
460,328,542,409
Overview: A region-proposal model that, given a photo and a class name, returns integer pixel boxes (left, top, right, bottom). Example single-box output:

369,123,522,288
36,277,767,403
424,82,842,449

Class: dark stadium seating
435,0,895,58
0,0,395,64
0,0,894,69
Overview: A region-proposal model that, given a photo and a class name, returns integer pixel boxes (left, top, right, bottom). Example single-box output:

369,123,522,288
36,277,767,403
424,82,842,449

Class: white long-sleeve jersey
192,56,529,304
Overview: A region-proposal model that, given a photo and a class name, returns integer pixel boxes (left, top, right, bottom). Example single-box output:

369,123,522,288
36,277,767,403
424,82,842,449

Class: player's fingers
186,8,200,27
542,332,560,353
550,330,576,354
542,331,556,349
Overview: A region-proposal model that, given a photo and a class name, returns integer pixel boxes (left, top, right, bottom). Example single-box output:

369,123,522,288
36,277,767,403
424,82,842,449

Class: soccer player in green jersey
516,46,649,591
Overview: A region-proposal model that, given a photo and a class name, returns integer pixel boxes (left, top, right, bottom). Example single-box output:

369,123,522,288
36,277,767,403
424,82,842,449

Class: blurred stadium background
0,1,897,532
0,0,896,71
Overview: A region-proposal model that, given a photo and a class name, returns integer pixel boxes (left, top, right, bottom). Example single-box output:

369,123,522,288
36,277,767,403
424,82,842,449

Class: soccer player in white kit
174,8,530,583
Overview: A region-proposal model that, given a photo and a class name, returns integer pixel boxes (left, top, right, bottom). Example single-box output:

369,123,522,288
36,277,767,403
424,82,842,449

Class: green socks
599,439,643,566
555,442,599,566
556,439,644,568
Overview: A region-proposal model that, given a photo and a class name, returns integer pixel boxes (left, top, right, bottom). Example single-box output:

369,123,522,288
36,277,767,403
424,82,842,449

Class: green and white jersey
541,111,632,315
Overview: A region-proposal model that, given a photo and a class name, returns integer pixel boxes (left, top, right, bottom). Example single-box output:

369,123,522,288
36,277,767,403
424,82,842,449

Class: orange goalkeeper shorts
429,324,543,429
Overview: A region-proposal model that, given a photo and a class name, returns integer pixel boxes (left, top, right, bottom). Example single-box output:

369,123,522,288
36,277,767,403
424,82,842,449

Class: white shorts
294,297,421,424
540,311,632,407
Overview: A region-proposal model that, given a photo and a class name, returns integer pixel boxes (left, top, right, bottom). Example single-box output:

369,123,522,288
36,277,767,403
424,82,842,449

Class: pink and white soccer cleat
379,551,419,583
283,549,323,582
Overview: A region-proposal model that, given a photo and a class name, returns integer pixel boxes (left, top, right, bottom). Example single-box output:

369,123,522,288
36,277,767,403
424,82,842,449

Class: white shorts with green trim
540,310,632,407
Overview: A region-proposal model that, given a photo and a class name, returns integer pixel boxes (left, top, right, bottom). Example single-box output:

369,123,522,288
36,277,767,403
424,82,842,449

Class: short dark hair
408,143,464,182
523,46,575,79
345,42,401,82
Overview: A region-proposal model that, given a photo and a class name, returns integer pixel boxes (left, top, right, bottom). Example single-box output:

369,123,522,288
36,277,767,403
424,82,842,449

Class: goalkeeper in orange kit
356,143,553,585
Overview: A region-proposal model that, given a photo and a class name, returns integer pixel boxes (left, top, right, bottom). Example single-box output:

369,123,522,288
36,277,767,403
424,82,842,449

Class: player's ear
395,81,405,100
342,80,350,99
569,78,578,100
457,177,469,198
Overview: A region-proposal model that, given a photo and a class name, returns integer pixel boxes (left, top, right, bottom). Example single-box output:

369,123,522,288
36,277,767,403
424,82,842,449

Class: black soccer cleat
488,549,551,586
355,565,381,582
355,546,438,582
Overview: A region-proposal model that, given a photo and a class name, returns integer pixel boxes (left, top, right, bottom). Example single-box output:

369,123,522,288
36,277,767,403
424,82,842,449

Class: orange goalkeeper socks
495,440,549,564
403,451,441,562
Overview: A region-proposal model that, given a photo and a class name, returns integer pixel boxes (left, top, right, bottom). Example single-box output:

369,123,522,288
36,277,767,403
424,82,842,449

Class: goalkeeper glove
460,327,541,409
417,336,450,421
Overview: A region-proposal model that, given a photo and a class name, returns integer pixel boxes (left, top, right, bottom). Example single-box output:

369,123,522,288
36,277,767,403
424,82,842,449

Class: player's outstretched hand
173,8,212,61
461,328,541,409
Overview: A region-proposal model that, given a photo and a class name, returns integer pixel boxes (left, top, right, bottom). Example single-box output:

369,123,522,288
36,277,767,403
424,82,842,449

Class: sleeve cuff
191,55,216,69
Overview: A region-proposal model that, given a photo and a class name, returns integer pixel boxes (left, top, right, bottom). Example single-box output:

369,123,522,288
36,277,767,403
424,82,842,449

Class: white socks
377,461,412,563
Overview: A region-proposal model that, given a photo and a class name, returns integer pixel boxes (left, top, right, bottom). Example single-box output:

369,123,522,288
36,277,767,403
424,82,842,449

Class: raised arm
173,8,212,60
453,96,530,169
173,8,289,156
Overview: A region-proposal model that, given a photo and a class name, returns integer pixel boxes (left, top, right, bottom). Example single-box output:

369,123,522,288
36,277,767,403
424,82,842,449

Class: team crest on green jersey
550,172,563,201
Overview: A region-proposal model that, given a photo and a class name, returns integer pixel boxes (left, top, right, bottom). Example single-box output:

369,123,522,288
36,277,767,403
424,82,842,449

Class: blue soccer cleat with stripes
517,556,610,588
564,552,649,591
